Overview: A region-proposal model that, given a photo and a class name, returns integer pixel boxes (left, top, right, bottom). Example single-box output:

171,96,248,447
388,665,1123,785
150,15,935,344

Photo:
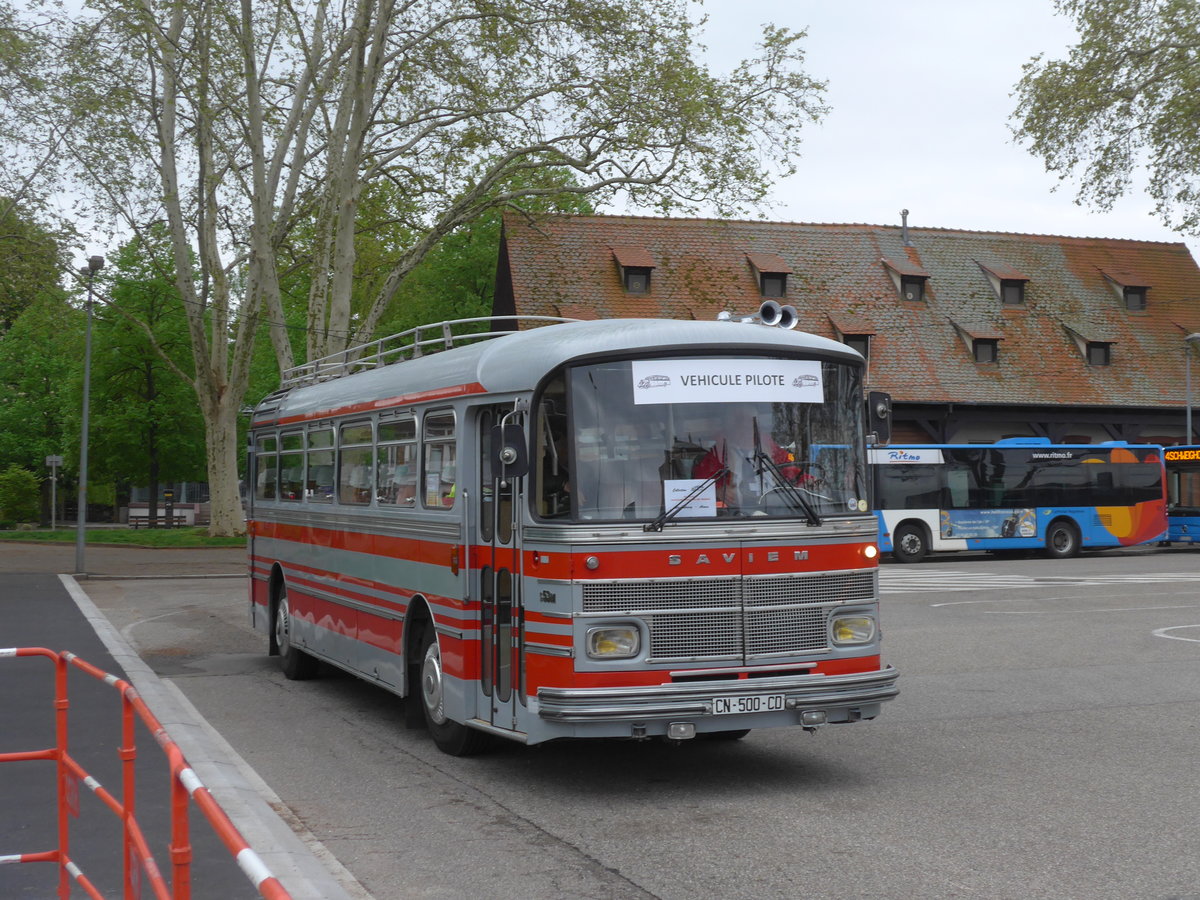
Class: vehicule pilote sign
630,359,823,405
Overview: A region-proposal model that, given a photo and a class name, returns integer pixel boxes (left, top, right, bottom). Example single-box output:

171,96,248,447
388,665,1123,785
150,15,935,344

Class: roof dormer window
977,260,1030,308
611,246,656,294
882,256,931,303
843,334,871,359
953,320,1003,364
1102,269,1150,312
1087,341,1112,366
901,275,925,302
1001,280,1025,306
973,338,999,364
623,268,651,293
760,273,786,298
746,252,791,298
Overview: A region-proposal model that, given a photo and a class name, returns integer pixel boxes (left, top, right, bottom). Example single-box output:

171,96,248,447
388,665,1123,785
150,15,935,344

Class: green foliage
0,526,244,547
85,227,208,488
0,200,71,333
374,170,595,335
0,464,39,521
0,293,82,472
1012,0,1200,233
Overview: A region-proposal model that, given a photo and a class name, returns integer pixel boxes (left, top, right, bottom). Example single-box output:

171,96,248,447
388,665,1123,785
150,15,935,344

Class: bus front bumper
535,666,899,723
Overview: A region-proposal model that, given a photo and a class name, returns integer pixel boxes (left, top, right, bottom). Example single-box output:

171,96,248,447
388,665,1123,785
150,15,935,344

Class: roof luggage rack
279,315,576,389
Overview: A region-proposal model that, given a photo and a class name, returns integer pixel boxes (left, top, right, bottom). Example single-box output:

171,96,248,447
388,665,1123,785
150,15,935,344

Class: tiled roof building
494,213,1200,444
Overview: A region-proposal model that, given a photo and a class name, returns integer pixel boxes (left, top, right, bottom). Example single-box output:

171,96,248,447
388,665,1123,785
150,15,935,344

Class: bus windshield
535,356,870,522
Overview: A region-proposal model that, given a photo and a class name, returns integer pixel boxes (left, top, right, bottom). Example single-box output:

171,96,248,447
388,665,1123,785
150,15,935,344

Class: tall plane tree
49,0,828,534
1013,0,1200,234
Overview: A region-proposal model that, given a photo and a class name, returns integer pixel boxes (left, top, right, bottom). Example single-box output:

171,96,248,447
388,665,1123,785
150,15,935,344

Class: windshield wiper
750,418,822,526
644,465,730,532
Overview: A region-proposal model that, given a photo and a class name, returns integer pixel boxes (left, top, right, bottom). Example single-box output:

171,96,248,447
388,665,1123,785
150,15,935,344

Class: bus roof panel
265,319,860,423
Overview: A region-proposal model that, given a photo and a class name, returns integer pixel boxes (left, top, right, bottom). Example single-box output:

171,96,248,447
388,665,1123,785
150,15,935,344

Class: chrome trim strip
522,517,876,544
464,718,529,743
435,624,464,640
668,662,817,677
536,666,899,722
525,641,574,658
252,507,462,542
291,581,406,621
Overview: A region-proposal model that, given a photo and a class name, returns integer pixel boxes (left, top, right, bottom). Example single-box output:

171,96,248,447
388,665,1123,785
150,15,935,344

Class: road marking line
1153,624,1200,643
985,604,1200,615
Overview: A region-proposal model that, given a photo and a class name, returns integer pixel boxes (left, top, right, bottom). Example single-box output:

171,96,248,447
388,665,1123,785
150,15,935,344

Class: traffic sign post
45,455,63,530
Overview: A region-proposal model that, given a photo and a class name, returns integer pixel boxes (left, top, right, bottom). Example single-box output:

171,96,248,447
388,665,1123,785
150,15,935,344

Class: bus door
477,406,524,731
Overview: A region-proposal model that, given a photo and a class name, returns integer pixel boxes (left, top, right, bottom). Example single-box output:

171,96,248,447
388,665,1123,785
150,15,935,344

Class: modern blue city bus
870,438,1168,562
1163,445,1200,544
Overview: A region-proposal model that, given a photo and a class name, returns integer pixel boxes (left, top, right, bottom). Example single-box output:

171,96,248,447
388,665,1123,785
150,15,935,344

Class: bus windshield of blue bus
535,357,870,522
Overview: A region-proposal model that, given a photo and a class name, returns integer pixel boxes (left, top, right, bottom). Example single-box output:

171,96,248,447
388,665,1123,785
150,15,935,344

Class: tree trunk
201,396,244,536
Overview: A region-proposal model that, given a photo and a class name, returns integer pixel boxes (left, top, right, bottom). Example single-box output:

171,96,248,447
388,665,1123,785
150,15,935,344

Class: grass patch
0,527,245,548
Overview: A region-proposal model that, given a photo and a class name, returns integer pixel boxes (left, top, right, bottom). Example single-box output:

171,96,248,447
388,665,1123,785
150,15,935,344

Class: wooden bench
129,515,188,529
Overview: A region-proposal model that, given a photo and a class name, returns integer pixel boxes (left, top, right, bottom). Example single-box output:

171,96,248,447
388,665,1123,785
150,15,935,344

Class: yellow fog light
586,626,640,659
832,615,876,645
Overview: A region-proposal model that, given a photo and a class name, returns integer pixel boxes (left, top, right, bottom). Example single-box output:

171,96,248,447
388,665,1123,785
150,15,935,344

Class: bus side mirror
490,423,529,478
868,391,892,446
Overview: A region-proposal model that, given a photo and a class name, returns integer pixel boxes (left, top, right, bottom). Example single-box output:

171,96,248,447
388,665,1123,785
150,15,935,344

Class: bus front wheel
1044,520,1080,559
892,523,928,563
274,584,319,680
417,625,491,757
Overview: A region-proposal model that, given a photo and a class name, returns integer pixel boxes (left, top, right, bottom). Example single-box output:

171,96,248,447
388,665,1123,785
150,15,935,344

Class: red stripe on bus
274,382,488,425
253,521,875,581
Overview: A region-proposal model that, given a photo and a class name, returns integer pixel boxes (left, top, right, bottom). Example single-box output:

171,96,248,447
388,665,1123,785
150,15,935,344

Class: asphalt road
6,540,1200,898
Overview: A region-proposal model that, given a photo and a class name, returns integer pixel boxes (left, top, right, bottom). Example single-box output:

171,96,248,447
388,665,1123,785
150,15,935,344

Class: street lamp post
75,255,104,574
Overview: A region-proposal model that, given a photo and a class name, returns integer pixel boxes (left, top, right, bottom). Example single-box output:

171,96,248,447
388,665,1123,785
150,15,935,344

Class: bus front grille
580,570,878,662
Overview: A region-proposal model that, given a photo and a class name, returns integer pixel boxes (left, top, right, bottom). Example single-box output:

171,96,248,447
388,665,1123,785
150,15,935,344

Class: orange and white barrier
0,647,292,900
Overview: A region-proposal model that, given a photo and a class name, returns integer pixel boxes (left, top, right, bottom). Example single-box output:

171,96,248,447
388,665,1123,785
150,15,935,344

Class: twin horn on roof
717,300,799,330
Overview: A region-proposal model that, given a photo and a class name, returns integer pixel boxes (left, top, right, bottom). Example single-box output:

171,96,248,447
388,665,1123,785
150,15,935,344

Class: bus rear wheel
1044,520,1080,559
892,523,928,563
418,625,491,756
274,584,318,680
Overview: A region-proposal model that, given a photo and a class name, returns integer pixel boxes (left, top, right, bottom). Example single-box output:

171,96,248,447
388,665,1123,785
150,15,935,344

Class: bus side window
537,394,570,518
423,410,457,508
307,427,335,502
255,435,278,500
338,421,375,505
279,432,305,501
378,416,417,507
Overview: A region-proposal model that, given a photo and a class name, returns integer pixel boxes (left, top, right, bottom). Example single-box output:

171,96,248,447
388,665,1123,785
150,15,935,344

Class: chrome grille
744,570,877,606
581,577,739,612
580,570,878,662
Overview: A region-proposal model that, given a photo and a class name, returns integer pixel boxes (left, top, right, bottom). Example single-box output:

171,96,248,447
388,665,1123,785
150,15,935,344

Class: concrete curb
58,574,374,900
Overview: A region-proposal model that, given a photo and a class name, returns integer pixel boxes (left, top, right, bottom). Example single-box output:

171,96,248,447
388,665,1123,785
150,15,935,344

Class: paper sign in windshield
631,359,823,405
663,479,717,517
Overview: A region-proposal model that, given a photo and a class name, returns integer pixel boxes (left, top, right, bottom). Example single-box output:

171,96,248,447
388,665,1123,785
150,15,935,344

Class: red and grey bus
247,316,897,754
871,438,1168,563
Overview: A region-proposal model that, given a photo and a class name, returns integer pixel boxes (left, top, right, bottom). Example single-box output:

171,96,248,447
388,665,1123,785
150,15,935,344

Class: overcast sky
690,0,1198,258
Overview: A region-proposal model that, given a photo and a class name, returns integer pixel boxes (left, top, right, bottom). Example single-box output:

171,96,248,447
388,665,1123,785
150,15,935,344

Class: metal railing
280,315,577,389
0,647,291,900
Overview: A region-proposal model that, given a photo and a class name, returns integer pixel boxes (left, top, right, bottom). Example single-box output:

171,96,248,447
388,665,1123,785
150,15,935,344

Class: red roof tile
499,213,1200,410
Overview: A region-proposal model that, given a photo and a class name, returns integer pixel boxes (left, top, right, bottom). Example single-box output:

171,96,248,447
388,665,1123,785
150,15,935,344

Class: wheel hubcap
275,595,290,650
422,640,447,725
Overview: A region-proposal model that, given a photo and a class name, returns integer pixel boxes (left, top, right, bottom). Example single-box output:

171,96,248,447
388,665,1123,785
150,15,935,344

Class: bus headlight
586,626,640,659
831,615,876,646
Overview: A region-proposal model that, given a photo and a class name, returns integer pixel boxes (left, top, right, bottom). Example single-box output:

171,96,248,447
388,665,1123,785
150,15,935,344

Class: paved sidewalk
0,539,246,577
0,540,362,900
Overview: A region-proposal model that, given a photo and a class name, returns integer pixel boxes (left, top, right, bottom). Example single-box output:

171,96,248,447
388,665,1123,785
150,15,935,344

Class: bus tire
892,522,928,563
1044,520,1080,559
274,583,319,680
418,625,491,756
